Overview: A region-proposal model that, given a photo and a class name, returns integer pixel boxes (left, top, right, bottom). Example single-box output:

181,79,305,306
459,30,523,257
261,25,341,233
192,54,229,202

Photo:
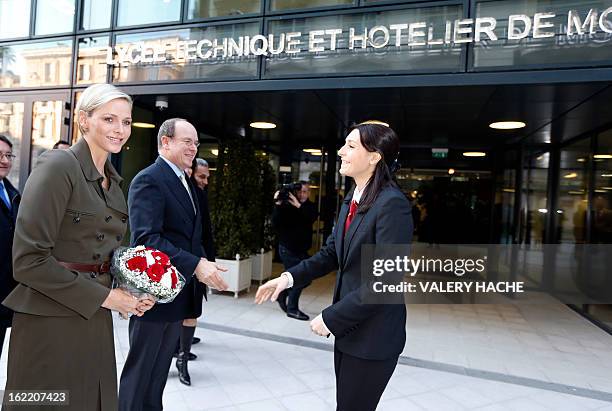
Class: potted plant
210,138,260,297
251,157,276,284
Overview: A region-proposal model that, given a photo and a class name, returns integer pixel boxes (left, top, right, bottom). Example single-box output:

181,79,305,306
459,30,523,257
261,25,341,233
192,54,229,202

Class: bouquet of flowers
111,246,186,303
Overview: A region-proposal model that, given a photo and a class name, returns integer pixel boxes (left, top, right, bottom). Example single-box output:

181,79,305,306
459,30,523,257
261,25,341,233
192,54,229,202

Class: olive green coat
2,138,128,411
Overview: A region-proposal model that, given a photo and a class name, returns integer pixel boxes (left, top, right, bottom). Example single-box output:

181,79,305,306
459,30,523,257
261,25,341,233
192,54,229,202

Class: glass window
0,102,24,188
81,0,112,31
270,0,352,11
0,39,73,89
111,23,260,83
117,0,181,27
265,5,463,78
30,100,65,170
188,0,261,19
557,139,591,244
592,129,612,244
76,36,109,84
35,0,75,36
0,0,31,39
473,0,612,69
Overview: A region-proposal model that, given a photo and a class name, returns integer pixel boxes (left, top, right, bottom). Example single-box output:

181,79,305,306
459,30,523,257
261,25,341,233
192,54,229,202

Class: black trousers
118,318,181,411
278,245,311,311
334,347,398,411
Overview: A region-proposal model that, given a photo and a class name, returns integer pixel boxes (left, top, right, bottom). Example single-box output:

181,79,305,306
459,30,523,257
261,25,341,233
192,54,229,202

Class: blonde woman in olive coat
2,84,154,411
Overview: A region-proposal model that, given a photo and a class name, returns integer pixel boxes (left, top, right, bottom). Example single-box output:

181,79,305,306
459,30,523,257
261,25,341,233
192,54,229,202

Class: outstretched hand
255,275,289,305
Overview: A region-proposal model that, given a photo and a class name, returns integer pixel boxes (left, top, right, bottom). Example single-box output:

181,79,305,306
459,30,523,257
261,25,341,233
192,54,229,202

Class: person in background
271,181,317,320
174,158,215,386
53,140,71,150
3,83,155,411
0,135,20,357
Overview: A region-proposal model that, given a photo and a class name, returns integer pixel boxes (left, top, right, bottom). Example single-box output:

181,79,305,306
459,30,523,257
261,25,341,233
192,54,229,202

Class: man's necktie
179,174,196,214
343,200,358,237
0,181,11,210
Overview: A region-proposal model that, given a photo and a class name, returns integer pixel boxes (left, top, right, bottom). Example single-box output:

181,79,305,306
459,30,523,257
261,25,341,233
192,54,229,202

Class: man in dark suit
0,134,20,356
118,118,228,411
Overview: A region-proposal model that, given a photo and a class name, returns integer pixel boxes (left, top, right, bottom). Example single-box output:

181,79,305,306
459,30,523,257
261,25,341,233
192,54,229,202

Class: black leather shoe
287,310,309,321
192,337,201,345
176,354,191,386
277,289,288,313
173,351,197,361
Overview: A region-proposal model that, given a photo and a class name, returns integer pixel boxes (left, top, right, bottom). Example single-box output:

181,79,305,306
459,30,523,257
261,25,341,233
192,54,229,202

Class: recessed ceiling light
594,154,612,159
489,121,526,130
448,168,455,175
250,122,276,129
564,172,578,179
577,158,586,162
211,149,218,156
463,152,486,157
133,122,155,128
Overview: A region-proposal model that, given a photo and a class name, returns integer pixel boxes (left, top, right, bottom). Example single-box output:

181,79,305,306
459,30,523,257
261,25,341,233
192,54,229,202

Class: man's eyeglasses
179,139,200,148
0,152,16,161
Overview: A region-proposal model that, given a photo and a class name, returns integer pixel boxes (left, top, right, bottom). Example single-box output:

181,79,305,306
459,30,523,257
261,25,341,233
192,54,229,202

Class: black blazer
0,178,20,327
128,157,205,322
289,185,413,361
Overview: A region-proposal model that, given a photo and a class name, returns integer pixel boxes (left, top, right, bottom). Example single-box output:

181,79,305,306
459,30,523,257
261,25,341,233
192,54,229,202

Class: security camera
155,96,168,111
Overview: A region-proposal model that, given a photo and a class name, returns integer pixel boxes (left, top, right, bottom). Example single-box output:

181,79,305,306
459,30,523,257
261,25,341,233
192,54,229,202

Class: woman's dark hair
349,122,400,212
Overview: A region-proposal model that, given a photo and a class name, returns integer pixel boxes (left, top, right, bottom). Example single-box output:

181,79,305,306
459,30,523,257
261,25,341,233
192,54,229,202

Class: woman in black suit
256,122,412,411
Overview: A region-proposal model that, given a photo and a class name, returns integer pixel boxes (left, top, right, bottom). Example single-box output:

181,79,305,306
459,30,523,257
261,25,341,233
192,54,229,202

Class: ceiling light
463,152,486,157
303,149,321,153
133,122,155,128
250,122,276,129
568,190,585,195
502,188,515,193
538,208,548,213
577,158,586,162
311,152,323,156
601,174,612,177
211,149,218,156
594,154,612,159
489,121,526,130
556,210,564,214
564,172,577,179
448,168,455,175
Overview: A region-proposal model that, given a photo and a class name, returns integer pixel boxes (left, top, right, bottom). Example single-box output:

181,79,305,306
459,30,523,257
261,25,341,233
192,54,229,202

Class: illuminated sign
106,8,612,66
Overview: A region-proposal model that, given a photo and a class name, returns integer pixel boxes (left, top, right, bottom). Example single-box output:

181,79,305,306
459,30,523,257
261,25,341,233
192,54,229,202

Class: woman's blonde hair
76,83,133,135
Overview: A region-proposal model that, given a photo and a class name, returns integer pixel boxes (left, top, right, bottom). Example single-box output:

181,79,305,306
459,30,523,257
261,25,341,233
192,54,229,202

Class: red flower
126,256,147,272
146,263,165,282
152,251,170,267
170,269,178,289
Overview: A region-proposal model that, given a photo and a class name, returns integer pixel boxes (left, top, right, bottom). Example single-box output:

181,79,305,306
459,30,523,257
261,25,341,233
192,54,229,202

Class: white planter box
215,256,253,298
251,249,273,283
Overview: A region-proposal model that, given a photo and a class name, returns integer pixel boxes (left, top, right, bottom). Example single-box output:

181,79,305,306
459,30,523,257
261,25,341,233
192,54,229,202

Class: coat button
116,235,122,241
105,216,112,222
93,253,100,260
73,217,81,223
121,216,127,223
96,233,105,241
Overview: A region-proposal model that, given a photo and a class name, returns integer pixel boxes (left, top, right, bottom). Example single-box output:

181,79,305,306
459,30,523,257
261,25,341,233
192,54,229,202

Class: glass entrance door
0,92,69,191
